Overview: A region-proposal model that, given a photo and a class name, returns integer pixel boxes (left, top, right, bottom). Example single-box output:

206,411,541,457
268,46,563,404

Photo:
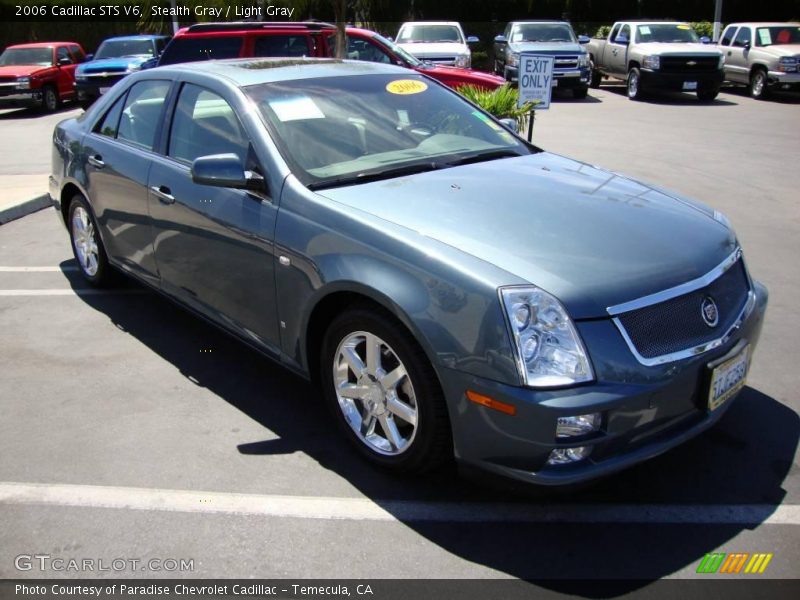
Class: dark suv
159,22,504,90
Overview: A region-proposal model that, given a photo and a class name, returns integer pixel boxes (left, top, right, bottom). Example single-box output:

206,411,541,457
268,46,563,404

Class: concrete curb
0,194,53,225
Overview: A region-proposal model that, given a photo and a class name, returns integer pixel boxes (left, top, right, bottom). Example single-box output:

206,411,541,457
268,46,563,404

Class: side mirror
191,153,264,191
84,53,94,62
466,36,480,44
498,118,518,133
386,36,394,42
578,35,591,44
57,57,72,66
615,35,629,45
743,42,751,51
494,35,508,45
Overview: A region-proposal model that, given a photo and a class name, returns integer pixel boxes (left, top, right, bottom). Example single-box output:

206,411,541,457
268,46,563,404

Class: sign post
518,54,555,142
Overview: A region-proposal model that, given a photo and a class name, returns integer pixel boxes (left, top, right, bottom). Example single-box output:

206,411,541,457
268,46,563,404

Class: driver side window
345,35,391,64
732,27,751,47
56,46,72,64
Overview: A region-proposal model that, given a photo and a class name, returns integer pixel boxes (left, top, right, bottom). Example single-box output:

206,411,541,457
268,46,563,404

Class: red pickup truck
158,22,504,91
0,42,86,111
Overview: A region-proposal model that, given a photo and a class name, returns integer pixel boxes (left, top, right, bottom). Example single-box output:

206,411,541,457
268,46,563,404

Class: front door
148,82,281,353
609,23,631,76
726,26,752,83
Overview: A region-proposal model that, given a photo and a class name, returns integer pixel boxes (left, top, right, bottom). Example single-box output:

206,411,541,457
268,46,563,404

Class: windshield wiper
445,150,523,167
308,161,443,191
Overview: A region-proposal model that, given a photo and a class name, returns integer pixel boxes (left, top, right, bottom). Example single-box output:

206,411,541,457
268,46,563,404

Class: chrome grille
554,55,579,70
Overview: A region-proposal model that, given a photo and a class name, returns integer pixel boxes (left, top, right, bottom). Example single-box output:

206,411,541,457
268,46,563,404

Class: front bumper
441,281,767,486
505,66,590,88
767,71,800,91
74,76,126,101
0,89,42,106
640,68,724,91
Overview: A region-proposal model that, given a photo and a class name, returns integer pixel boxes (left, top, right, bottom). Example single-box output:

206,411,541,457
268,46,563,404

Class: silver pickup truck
587,21,724,101
718,22,800,99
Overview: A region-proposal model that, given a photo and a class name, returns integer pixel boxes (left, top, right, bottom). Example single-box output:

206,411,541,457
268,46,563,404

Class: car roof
399,21,461,27
154,57,407,87
510,20,570,25
102,35,169,42
175,21,335,36
6,42,76,49
726,22,799,27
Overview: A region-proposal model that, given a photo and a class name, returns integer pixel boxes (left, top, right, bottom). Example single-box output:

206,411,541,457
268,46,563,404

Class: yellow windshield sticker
386,80,428,95
677,24,691,30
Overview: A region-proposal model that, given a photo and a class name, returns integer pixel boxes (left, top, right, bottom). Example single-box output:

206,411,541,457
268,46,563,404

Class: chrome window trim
612,291,755,367
606,247,742,316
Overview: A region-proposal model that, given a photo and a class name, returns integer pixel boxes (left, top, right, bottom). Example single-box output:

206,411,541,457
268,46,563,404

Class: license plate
708,346,749,411
99,87,110,95
551,78,558,87
683,81,698,91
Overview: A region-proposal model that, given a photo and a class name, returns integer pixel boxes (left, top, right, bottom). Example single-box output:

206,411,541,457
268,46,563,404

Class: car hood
635,42,723,56
317,152,736,319
418,64,505,87
759,44,800,57
397,42,469,56
78,56,151,74
508,42,584,54
0,64,49,77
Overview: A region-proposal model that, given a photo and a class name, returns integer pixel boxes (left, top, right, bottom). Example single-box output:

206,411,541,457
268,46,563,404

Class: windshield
245,73,534,190
511,24,576,43
755,26,800,47
636,24,700,43
371,33,421,66
95,39,155,59
0,47,52,66
397,25,464,44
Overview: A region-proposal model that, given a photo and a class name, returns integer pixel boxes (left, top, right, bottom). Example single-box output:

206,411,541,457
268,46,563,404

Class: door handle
87,155,104,169
150,185,175,205
611,48,618,56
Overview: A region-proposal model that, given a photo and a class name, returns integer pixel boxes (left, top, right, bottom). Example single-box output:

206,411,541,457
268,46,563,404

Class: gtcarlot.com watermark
15,554,194,573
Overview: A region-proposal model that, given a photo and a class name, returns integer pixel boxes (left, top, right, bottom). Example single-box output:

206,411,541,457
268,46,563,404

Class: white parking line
0,266,79,272
0,289,146,296
1,482,798,524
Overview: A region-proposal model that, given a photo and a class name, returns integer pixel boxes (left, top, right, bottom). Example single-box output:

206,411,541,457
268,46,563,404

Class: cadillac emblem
701,296,719,327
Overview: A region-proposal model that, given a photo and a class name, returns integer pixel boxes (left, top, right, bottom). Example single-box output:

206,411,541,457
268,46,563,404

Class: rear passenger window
168,84,249,164
117,80,171,151
159,36,243,65
253,35,311,57
95,94,126,138
720,27,737,46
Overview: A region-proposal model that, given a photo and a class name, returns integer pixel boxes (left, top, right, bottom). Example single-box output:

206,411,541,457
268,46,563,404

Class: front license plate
708,346,749,411
683,81,698,91
99,87,110,95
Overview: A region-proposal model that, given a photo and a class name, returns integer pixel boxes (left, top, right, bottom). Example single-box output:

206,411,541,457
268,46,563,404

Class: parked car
394,21,478,68
50,58,767,486
717,22,800,99
159,22,504,90
493,20,591,98
0,42,86,111
587,21,724,101
75,35,171,107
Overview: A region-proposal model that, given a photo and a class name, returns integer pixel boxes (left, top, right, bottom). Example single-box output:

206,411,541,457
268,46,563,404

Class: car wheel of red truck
43,85,60,112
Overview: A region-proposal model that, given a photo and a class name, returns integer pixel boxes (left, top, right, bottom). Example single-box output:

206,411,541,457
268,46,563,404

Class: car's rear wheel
320,308,451,473
68,195,112,286
750,69,769,99
42,85,60,112
627,67,643,100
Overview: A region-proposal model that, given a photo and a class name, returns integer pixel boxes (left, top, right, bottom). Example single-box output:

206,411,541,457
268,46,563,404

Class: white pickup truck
587,21,724,101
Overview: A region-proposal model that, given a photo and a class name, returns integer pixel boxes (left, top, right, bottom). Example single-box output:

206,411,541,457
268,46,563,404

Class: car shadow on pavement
0,104,80,120
601,84,739,106
66,262,798,594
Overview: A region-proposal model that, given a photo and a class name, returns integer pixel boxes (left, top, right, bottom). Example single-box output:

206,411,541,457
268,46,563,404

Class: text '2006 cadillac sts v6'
50,58,767,486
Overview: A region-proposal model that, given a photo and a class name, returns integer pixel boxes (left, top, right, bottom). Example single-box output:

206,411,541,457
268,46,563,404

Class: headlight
454,54,470,68
500,286,594,387
643,55,660,70
778,57,798,72
578,54,589,68
718,55,725,69
125,64,142,74
16,76,31,90
75,75,87,82
507,51,519,67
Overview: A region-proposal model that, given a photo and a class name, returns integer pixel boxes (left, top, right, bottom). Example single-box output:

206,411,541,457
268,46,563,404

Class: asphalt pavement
0,86,798,589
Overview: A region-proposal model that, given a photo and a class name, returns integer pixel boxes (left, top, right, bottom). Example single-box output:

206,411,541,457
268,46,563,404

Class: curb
0,194,53,225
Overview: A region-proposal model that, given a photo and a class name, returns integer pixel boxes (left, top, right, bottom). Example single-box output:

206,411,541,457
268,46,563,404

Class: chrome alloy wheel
333,331,418,455
71,206,99,276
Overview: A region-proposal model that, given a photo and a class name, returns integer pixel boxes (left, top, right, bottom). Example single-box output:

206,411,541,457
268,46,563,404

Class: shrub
456,84,536,131
595,25,612,39
470,51,490,72
691,21,715,39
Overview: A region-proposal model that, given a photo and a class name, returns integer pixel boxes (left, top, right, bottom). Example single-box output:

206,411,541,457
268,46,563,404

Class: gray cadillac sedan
50,58,768,485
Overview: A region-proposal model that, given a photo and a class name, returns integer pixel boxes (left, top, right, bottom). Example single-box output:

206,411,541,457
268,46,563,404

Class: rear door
81,79,171,284
250,32,313,58
147,82,281,352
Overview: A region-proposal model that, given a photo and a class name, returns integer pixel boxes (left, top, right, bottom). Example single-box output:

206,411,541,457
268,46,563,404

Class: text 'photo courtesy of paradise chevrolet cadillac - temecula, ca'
50,54,768,486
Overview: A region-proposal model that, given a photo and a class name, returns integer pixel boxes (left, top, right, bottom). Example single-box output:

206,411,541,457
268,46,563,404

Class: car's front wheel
627,67,643,100
750,69,769,99
42,85,60,112
320,308,451,472
68,195,112,286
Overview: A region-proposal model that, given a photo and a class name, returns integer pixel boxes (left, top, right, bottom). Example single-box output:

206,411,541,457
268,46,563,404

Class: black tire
67,194,113,287
573,85,589,99
697,87,719,102
627,67,643,100
589,62,602,88
42,84,60,112
320,307,452,473
750,69,769,100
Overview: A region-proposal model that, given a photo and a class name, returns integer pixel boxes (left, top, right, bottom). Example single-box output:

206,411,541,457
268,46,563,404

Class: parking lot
0,85,798,587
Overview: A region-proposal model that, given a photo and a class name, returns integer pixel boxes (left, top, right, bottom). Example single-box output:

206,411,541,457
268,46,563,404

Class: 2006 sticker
386,80,428,95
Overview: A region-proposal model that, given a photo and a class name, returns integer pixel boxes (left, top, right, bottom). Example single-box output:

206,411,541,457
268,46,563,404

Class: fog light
556,413,600,438
547,446,591,465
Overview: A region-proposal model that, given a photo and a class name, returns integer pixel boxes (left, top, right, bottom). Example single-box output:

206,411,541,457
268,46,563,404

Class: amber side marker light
466,390,517,416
